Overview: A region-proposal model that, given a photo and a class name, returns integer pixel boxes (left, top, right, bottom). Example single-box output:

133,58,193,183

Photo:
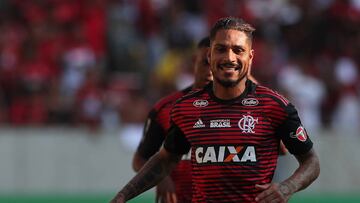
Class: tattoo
280,149,320,196
120,152,180,201
279,182,292,197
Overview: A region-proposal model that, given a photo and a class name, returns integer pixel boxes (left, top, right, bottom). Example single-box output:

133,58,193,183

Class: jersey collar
207,79,256,104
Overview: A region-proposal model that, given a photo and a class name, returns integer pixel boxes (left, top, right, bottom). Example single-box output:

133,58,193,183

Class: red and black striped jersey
136,86,193,203
164,80,313,203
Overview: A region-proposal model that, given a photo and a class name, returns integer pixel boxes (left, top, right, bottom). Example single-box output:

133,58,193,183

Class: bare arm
255,148,320,202
111,148,182,203
132,152,147,172
280,148,320,194
133,151,178,203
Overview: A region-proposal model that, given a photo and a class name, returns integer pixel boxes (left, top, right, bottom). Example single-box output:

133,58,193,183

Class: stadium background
0,0,359,202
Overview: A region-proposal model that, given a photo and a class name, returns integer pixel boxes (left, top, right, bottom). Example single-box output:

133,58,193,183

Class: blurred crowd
0,0,359,135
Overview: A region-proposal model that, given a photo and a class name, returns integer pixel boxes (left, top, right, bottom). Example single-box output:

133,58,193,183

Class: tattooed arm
283,148,320,193
110,148,182,203
255,148,320,202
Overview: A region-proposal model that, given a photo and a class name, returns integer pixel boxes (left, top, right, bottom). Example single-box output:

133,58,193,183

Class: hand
156,176,177,203
255,183,291,203
110,193,125,203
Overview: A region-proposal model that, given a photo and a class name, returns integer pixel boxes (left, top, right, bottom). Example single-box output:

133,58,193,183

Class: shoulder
251,85,293,126
153,89,189,112
169,85,209,120
254,85,290,108
173,85,208,107
170,86,209,125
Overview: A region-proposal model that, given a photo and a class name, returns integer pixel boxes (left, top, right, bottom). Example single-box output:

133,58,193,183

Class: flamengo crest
238,115,258,133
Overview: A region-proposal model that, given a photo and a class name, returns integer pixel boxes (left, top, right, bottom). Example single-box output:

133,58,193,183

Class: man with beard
110,17,320,203
132,37,212,203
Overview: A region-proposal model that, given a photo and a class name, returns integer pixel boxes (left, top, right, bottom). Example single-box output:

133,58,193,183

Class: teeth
219,63,239,69
220,64,238,70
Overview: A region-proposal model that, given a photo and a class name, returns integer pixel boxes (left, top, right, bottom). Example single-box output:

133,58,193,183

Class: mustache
219,62,242,70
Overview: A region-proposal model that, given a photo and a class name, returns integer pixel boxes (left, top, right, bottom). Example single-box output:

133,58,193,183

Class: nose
225,49,237,62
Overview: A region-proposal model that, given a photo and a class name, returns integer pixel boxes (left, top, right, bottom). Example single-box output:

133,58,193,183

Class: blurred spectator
60,25,96,101
278,60,326,133
74,69,103,130
331,57,360,136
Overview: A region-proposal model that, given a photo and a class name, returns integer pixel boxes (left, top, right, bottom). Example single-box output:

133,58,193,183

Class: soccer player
132,37,212,203
111,17,320,203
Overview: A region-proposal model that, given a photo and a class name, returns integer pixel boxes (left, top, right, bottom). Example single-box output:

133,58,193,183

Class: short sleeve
164,121,191,155
277,103,313,155
136,109,166,159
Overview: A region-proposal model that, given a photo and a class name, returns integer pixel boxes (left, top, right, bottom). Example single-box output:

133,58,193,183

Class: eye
215,46,226,53
232,47,244,55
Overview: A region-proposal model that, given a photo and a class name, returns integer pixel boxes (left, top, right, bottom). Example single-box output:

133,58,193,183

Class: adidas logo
193,119,205,128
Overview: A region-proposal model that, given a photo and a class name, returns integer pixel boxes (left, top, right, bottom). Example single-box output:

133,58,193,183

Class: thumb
255,183,271,190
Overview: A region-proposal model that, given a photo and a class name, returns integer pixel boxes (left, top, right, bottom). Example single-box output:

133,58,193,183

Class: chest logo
195,145,257,164
238,115,258,133
193,100,208,107
241,98,259,106
193,119,205,128
210,119,231,128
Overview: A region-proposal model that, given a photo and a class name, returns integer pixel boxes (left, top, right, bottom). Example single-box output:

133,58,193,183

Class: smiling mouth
218,63,241,71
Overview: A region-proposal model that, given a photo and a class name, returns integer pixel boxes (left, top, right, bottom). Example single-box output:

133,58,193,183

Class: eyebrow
232,45,245,50
213,43,226,47
214,43,246,50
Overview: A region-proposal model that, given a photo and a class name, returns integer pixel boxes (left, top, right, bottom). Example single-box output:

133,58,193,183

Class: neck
213,78,247,100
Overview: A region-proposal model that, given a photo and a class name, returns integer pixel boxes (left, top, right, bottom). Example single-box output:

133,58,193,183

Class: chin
216,78,240,88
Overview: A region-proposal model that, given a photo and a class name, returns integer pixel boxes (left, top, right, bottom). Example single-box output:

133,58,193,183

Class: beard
214,69,247,88
215,76,242,88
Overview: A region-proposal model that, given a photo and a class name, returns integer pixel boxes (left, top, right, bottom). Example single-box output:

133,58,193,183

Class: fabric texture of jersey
164,80,313,203
136,86,193,203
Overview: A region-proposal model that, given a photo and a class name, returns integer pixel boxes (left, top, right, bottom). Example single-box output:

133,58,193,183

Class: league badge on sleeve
290,126,308,142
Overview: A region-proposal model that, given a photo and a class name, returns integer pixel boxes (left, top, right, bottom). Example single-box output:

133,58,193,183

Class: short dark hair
210,17,255,43
197,36,210,48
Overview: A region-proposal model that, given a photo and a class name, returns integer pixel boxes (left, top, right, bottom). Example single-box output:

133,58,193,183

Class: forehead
212,29,249,46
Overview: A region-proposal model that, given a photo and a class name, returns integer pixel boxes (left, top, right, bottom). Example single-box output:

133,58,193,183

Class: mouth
218,62,241,72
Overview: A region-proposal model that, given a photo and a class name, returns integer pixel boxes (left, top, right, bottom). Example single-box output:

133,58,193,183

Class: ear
207,48,211,64
249,49,254,66
249,49,254,60
247,49,259,84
